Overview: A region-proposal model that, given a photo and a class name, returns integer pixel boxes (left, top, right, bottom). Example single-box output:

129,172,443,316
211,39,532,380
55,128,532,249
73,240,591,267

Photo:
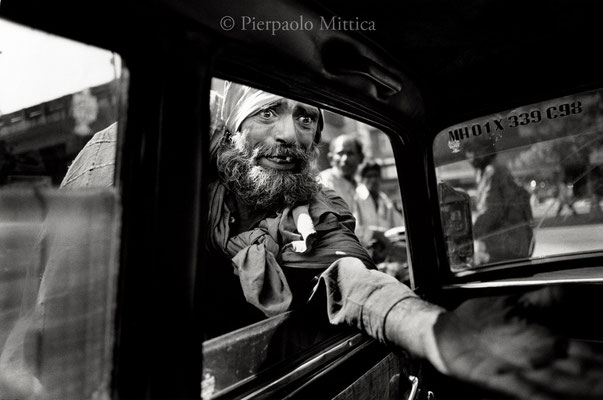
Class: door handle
387,374,420,400
406,375,419,400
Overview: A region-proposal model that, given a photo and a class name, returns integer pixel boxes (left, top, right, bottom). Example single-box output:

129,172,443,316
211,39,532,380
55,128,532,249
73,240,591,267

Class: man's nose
273,117,297,145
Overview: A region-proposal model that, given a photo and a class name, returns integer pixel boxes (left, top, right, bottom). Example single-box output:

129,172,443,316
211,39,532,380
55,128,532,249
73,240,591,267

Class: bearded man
204,82,413,342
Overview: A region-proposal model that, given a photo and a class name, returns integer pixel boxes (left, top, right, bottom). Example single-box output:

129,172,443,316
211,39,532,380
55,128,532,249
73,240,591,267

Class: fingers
519,360,603,400
457,341,603,400
455,358,603,400
436,292,603,399
518,286,566,309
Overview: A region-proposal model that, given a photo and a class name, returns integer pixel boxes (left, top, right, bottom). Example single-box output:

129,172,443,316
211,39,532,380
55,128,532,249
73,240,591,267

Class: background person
464,139,534,264
317,134,364,209
355,161,404,245
556,180,578,216
354,161,408,282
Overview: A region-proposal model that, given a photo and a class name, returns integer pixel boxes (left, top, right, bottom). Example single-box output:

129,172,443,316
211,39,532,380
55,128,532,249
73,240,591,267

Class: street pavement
531,198,603,258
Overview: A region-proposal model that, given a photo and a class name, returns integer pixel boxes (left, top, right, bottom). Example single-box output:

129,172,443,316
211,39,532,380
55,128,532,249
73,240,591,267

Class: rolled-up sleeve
312,257,417,343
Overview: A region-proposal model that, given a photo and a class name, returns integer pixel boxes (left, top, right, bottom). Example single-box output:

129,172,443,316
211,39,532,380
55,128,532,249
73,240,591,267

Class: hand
433,287,603,399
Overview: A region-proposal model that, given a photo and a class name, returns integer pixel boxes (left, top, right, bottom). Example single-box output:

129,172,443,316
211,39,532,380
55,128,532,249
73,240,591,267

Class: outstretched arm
314,257,446,369
315,260,603,400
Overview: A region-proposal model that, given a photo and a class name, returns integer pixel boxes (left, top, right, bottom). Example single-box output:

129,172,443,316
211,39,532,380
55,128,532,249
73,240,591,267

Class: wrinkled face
217,98,322,209
330,138,362,179
361,169,381,194
234,98,320,169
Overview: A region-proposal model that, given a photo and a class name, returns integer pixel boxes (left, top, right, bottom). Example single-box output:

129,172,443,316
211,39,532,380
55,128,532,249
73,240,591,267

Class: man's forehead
263,98,320,113
334,138,359,153
220,81,323,142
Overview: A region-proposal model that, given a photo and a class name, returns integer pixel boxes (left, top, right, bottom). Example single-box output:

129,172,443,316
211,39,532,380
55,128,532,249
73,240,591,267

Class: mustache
249,143,309,162
216,140,321,209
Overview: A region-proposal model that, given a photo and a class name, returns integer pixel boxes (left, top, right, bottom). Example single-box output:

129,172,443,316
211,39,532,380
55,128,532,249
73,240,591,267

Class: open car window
0,18,126,398
202,78,408,398
433,88,603,274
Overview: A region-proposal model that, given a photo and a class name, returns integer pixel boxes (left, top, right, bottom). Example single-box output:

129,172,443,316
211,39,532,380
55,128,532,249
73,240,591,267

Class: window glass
202,79,407,397
433,88,603,272
0,19,125,398
315,111,407,283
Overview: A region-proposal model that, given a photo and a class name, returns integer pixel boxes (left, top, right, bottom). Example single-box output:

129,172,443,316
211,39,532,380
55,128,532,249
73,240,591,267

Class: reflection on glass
0,18,124,399
433,88,603,271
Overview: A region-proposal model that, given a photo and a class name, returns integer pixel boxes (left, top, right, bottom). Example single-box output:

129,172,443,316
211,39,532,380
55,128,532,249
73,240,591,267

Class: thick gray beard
216,142,321,210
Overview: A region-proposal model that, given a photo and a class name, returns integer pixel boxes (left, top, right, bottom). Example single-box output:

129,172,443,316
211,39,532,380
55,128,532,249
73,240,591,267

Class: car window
315,108,408,283
433,88,603,273
202,78,408,397
0,18,125,398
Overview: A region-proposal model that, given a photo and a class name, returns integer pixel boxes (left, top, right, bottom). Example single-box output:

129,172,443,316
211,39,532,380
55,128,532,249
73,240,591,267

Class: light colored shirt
317,168,357,210
354,183,404,246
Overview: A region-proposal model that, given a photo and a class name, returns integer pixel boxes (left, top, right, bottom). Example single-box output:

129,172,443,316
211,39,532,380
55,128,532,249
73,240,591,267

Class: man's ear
327,152,333,164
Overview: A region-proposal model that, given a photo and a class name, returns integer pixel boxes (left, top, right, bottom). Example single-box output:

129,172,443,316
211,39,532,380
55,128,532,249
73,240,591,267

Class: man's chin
217,145,319,209
239,168,319,209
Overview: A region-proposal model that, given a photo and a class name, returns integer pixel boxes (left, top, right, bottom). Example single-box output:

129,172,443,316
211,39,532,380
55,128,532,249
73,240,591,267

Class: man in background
317,134,363,208
354,161,404,246
354,161,408,282
464,139,534,264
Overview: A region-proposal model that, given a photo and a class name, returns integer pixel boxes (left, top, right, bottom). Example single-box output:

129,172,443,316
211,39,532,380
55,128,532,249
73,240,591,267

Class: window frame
427,85,603,290
206,51,440,290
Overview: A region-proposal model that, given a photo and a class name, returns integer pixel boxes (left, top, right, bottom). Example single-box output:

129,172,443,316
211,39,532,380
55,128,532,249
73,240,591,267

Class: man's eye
298,116,315,126
259,109,276,119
